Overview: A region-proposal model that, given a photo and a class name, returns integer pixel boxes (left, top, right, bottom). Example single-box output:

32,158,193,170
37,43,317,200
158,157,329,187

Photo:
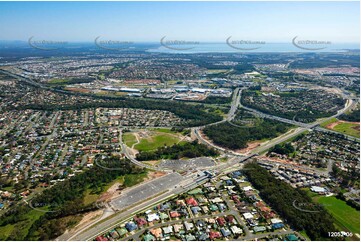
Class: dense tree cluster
233,63,255,74
48,77,95,86
268,143,295,155
201,96,232,104
0,156,145,240
243,163,338,240
332,163,360,190
136,140,219,161
203,120,291,150
339,108,360,122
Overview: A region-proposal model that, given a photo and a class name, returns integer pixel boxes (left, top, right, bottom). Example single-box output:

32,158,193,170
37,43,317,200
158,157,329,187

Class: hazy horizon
0,1,359,43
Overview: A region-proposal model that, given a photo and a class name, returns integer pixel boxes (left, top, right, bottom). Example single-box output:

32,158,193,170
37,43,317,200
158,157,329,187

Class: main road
66,86,358,241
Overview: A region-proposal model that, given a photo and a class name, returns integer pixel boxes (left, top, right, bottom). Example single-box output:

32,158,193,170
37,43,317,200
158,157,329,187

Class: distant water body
148,42,360,54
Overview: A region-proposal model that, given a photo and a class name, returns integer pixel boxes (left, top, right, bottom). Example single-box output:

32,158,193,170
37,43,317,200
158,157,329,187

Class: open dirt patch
144,171,166,181
71,209,103,231
64,87,91,93
326,120,343,129
237,141,263,154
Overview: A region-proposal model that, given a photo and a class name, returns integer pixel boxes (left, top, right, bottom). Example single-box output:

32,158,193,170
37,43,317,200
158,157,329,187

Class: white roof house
311,186,326,193
243,212,254,219
242,186,253,191
184,221,194,231
147,213,160,222
162,226,173,234
271,218,283,224
230,226,243,235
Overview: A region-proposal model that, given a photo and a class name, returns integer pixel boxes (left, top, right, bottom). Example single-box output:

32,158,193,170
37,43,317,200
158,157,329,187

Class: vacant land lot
321,118,360,138
124,129,185,152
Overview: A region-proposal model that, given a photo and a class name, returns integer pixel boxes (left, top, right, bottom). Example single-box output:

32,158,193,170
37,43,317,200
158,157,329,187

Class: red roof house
185,197,198,206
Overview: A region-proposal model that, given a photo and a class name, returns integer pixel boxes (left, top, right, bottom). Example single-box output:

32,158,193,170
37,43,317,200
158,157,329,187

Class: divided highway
66,86,358,241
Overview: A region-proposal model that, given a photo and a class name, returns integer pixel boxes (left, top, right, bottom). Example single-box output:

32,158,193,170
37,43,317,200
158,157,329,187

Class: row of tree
268,143,295,155
339,108,360,122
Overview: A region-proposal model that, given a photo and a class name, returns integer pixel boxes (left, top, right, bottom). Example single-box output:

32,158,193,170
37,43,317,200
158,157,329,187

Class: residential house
125,221,138,232
221,228,232,237
186,197,198,206
209,231,221,240
149,228,162,239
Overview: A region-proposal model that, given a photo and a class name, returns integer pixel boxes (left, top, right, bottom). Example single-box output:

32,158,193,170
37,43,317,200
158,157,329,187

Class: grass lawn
83,176,126,206
315,196,360,235
0,224,15,240
83,189,101,206
320,117,338,128
48,78,71,85
123,172,148,187
238,181,252,188
299,230,311,240
333,122,359,138
123,132,138,147
134,131,181,152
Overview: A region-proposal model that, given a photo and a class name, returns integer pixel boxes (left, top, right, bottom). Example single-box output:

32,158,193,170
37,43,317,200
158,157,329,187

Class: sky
0,1,359,43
